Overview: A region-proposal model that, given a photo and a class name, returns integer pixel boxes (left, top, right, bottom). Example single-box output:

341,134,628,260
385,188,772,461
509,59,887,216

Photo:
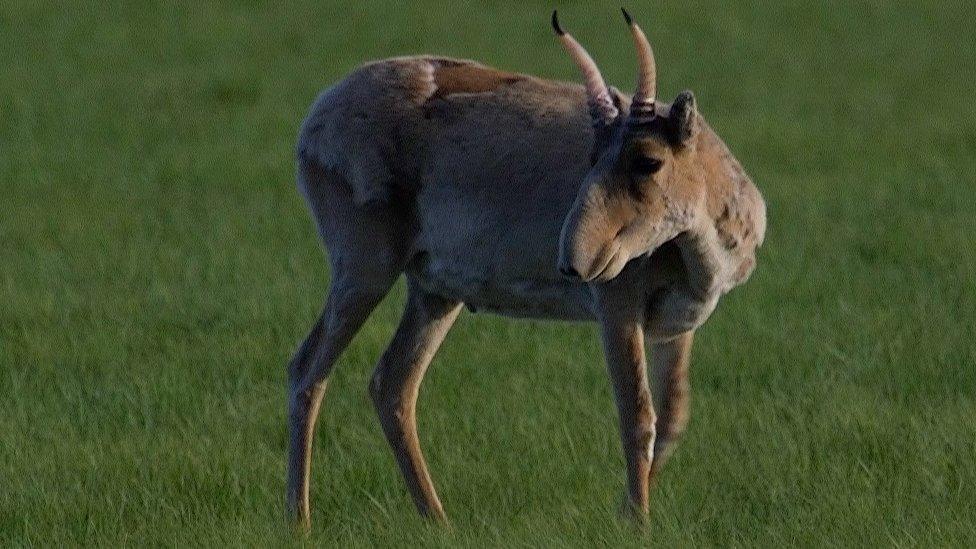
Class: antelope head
554,10,716,283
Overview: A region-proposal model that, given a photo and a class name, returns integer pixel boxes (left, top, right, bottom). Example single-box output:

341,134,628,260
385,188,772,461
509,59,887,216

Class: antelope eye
632,155,663,176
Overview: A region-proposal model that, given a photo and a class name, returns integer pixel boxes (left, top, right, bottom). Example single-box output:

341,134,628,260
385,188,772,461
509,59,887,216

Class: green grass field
2,1,975,545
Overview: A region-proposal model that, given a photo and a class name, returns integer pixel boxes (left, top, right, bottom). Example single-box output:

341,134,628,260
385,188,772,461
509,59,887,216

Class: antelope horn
621,8,657,119
552,10,619,125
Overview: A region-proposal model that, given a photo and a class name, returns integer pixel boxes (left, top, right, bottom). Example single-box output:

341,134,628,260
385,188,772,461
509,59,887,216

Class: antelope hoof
619,495,650,526
286,502,311,535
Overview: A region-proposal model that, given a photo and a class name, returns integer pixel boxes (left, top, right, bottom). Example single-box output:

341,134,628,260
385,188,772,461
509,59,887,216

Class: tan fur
287,48,765,529
430,61,523,99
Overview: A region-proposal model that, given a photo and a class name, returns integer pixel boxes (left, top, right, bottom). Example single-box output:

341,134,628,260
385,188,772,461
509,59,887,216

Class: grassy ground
2,0,975,546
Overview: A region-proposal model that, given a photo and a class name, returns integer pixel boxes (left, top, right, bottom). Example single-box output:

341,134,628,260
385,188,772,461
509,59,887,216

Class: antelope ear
668,90,698,147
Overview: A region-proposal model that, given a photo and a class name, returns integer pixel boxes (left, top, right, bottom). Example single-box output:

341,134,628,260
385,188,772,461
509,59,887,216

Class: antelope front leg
369,282,462,523
595,285,656,519
649,330,694,482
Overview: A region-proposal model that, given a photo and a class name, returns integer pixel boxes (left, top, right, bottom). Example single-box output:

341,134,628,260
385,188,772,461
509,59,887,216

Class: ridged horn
552,10,619,125
621,8,657,119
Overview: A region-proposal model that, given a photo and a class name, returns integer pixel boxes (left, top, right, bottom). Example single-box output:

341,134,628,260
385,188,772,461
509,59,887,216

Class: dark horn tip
621,7,633,25
551,10,565,35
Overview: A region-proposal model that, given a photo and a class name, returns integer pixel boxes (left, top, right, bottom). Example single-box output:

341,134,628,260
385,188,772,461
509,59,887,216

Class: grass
2,0,975,545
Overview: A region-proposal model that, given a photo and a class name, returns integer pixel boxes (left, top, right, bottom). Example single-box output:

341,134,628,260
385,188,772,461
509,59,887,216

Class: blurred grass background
1,0,975,545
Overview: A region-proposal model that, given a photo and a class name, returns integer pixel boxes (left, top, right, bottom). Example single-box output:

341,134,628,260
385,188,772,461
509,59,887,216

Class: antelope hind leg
286,277,395,531
369,280,462,523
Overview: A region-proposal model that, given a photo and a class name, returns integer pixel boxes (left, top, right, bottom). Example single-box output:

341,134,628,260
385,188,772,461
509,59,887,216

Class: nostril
559,264,579,278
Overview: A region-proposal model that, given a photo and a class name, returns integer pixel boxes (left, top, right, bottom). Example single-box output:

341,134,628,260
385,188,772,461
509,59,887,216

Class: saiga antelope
287,9,766,529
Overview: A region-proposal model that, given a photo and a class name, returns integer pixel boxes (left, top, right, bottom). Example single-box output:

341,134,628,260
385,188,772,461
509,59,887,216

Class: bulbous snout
558,183,679,283
557,192,628,283
558,262,580,279
557,202,588,280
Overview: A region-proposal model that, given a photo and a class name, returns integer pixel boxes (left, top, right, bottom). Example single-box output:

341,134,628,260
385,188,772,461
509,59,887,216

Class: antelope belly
409,256,595,321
